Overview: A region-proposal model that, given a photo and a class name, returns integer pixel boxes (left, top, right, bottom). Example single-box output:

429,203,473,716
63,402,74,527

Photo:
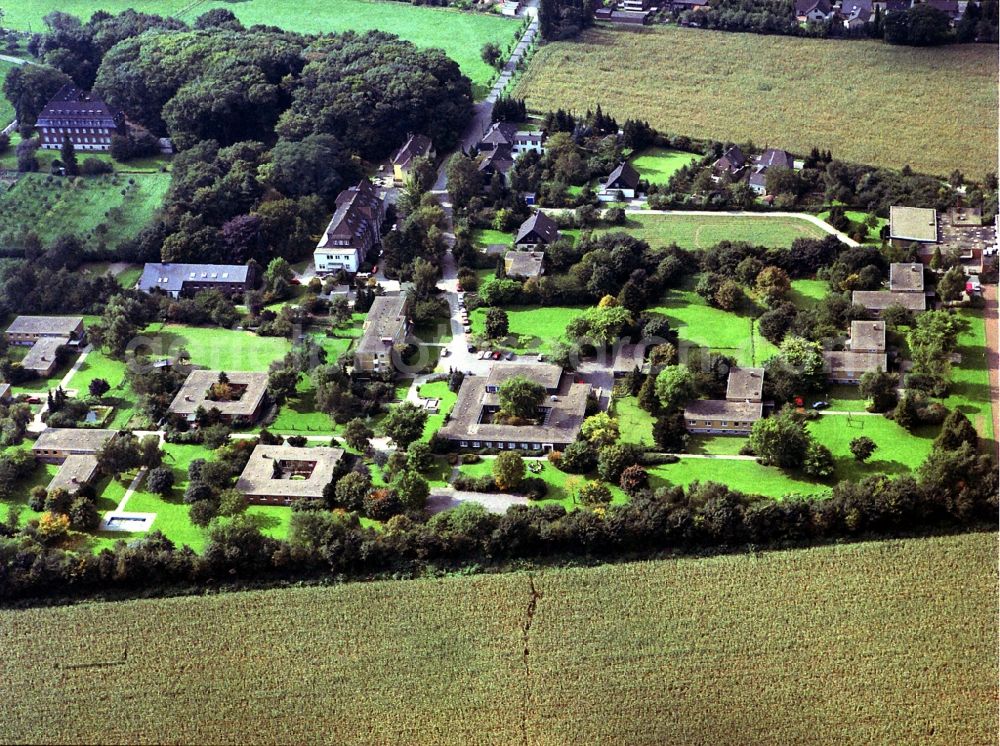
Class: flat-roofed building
20,336,69,377
32,428,118,463
504,250,544,279
852,290,926,316
138,263,252,298
168,370,268,425
46,454,100,494
6,316,84,345
889,262,925,293
725,366,765,403
849,320,886,353
439,363,590,451
235,444,345,505
889,206,938,247
354,295,408,374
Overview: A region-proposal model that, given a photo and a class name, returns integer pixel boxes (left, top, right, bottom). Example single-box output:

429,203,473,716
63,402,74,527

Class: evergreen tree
60,135,77,176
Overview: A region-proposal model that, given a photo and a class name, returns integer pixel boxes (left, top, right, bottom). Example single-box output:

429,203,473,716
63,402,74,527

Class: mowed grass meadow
595,212,827,248
0,532,994,744
3,0,517,92
515,26,998,178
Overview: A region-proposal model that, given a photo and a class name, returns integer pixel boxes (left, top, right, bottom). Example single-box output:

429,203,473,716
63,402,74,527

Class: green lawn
789,279,828,311
595,212,827,250
469,305,585,354
628,148,700,185
817,208,887,243
471,228,513,249
0,172,170,253
649,458,831,499
2,0,518,94
649,278,778,367
417,380,457,442
612,396,655,447
458,457,628,509
0,132,172,174
64,348,136,428
806,414,935,484
145,324,291,372
943,308,994,445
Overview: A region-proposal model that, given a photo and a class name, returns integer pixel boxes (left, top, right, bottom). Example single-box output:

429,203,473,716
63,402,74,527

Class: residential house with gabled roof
391,134,435,185
599,161,642,202
35,84,126,152
514,211,561,249
354,294,409,374
480,122,546,156
138,263,253,298
795,0,834,21
840,0,873,27
748,148,796,195
713,145,748,178
313,180,385,275
478,143,515,186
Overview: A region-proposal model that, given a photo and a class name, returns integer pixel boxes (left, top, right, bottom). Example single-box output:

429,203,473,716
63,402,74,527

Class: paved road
0,54,31,65
983,283,998,456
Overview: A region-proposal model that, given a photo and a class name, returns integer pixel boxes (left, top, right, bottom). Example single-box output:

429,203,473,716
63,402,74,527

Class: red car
492,351,502,360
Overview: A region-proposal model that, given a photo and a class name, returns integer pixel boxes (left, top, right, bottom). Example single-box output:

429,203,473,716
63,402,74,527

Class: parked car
492,351,502,360
811,401,830,410
478,350,489,359
505,352,515,360
536,354,544,362
441,348,450,357
467,344,477,353
26,396,41,404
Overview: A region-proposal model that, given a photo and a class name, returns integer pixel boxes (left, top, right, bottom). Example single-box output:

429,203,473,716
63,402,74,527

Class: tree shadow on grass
248,512,281,531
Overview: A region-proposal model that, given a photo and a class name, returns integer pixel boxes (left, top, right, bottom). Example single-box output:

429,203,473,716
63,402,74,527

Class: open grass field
0,172,170,252
0,532,993,744
628,147,699,185
470,304,585,354
3,0,517,93
595,212,827,249
145,323,291,372
515,26,997,179
650,277,778,367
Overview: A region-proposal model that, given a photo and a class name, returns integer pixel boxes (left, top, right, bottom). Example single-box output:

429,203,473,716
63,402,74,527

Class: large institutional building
35,85,127,152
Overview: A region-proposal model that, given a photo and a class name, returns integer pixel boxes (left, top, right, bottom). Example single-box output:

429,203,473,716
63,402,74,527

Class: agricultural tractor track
519,574,542,746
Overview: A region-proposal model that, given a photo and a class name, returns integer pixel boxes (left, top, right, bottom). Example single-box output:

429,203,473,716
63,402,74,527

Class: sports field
0,532,994,745
2,0,517,93
595,212,827,249
515,26,997,178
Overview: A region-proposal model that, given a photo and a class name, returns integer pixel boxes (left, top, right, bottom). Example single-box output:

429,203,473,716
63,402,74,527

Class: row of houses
796,0,968,26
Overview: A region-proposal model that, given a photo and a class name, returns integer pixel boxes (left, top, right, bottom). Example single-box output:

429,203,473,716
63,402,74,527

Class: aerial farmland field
0,532,994,745
515,26,998,179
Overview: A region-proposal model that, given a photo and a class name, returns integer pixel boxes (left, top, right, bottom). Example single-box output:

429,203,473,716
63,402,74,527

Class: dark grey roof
139,263,249,294
841,0,872,20
392,134,433,168
757,148,795,169
606,161,641,191
850,320,886,352
480,122,518,149
478,144,515,175
684,399,763,421
889,262,925,293
36,85,122,129
714,145,747,173
357,295,408,355
317,180,383,250
515,211,561,245
795,0,832,13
